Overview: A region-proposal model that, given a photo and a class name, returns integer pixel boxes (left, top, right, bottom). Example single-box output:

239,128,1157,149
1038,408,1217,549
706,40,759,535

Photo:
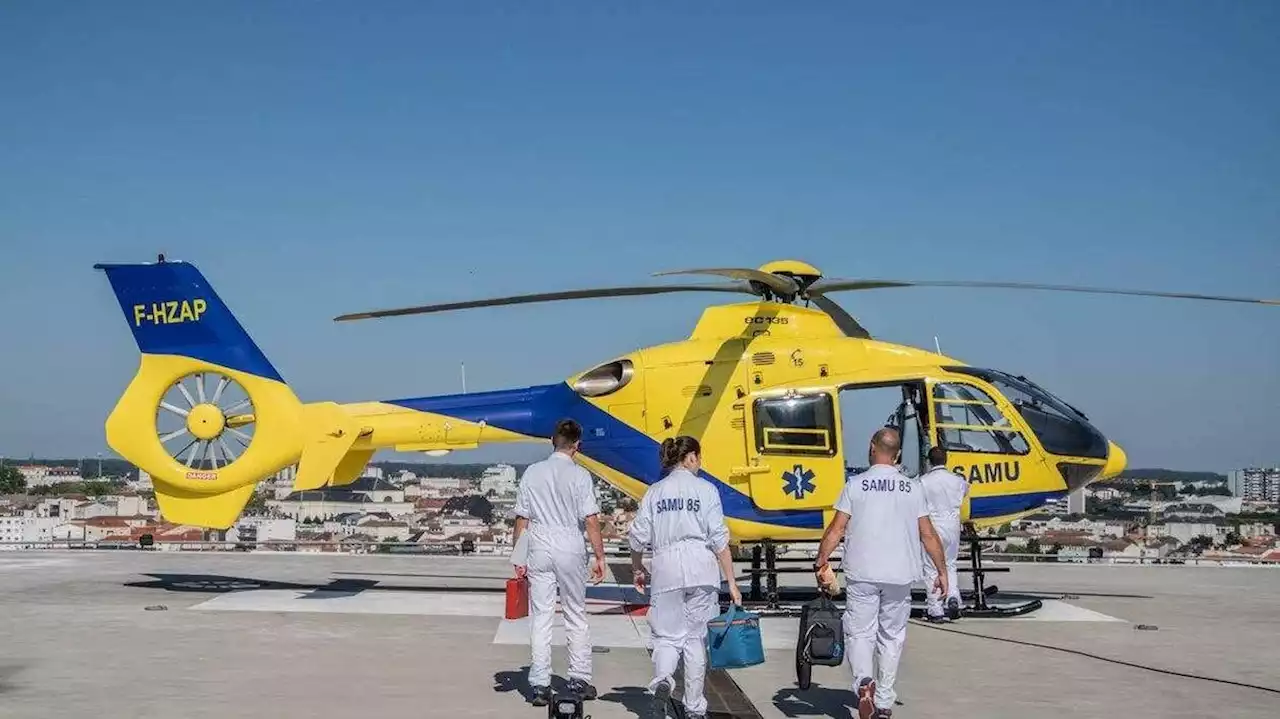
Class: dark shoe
567,679,597,700
874,709,893,718
946,597,962,620
856,677,876,719
925,613,950,624
531,685,551,707
651,679,672,719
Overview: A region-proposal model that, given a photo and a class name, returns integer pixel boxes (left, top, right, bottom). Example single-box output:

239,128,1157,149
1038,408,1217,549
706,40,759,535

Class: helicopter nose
1100,441,1127,480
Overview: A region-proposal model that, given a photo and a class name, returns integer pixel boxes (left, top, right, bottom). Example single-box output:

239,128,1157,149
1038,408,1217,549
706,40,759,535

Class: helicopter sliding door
745,390,845,511
926,377,1049,519
838,381,928,478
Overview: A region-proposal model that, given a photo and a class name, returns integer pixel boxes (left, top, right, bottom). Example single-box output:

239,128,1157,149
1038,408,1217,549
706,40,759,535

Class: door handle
730,464,771,478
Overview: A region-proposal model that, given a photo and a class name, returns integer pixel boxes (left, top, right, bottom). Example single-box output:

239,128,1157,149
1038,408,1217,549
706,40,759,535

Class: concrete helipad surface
0,551,1277,718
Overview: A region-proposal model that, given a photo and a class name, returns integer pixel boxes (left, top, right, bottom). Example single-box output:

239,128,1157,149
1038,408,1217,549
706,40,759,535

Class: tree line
1115,468,1228,484
0,466,130,498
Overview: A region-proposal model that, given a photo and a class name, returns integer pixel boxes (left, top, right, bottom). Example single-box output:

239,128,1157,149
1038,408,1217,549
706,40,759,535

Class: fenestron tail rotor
155,371,257,470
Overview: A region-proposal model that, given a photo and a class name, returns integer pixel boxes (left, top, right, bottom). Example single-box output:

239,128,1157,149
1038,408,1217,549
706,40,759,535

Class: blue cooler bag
706,605,765,670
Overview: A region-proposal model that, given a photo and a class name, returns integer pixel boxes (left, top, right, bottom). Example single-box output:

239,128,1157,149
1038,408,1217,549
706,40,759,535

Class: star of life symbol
782,464,816,500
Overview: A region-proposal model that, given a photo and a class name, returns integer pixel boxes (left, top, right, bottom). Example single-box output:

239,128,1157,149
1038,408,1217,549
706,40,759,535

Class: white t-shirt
834,463,929,586
513,451,600,554
919,466,969,523
627,467,730,595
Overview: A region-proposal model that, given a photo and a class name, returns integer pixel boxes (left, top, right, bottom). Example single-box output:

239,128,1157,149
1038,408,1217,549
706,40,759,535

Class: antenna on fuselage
461,362,467,394
934,336,943,355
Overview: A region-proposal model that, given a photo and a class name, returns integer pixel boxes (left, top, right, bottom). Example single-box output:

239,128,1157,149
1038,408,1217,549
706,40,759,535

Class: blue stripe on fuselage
386,383,825,529
388,384,1061,527
970,490,1065,518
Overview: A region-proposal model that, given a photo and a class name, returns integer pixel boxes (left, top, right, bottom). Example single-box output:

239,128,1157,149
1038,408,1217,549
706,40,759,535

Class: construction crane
1145,481,1181,533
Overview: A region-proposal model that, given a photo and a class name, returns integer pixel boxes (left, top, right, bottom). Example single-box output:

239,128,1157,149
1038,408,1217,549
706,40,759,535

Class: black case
798,594,844,667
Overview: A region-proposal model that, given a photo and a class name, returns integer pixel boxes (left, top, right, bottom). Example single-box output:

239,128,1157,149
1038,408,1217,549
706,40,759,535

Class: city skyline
7,453,1276,486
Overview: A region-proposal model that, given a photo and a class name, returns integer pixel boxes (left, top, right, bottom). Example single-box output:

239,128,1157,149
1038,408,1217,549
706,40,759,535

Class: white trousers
647,586,719,714
527,547,591,687
843,581,911,711
923,519,961,617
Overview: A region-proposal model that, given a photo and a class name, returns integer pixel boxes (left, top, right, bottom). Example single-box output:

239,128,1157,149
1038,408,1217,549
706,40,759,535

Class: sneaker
925,613,950,624
685,714,707,719
651,679,672,719
874,709,893,718
567,679,598,700
856,677,877,719
531,685,552,707
946,597,962,620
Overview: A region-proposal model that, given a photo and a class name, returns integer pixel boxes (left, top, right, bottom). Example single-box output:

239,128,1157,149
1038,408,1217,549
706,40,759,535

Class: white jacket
628,468,730,595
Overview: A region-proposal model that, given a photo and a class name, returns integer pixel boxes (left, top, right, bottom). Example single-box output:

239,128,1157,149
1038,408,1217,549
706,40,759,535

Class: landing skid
729,533,1041,619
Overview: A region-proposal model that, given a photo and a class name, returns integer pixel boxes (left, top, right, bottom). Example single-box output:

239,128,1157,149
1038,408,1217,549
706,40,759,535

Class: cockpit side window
931,382,1030,455
943,367,1109,459
753,393,837,457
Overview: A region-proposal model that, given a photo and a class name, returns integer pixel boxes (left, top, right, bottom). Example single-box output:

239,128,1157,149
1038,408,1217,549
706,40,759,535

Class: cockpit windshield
944,367,1109,459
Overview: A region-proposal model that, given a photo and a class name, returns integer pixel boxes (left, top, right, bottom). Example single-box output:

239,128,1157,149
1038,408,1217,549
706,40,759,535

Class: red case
505,577,529,620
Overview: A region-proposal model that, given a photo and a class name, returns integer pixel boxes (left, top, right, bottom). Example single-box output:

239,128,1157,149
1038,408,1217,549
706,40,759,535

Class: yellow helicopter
96,257,1275,542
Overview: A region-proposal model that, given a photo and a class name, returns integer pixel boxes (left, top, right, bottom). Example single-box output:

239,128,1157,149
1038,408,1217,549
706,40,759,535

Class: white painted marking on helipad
191,589,508,616
190,587,644,619
190,584,1123,630
971,599,1125,622
490,599,1123,649
493,614,802,650
493,615,650,649
0,556,73,571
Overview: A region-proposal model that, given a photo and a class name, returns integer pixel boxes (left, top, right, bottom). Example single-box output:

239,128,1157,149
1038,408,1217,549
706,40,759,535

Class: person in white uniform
628,436,742,719
511,419,607,707
917,445,969,622
814,428,948,719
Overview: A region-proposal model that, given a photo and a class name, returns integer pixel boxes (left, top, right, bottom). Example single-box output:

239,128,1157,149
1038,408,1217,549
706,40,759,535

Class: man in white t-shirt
917,445,969,622
511,419,607,707
814,428,948,719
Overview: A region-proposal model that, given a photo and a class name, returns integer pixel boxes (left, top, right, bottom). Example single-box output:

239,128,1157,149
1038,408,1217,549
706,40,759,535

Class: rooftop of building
0,551,1277,718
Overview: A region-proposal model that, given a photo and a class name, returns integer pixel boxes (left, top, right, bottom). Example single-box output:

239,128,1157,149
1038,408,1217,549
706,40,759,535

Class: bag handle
709,604,749,648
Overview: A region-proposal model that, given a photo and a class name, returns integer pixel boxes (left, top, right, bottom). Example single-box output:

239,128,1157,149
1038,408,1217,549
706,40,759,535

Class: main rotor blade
808,278,1279,306
653,267,799,297
809,295,872,339
334,282,752,321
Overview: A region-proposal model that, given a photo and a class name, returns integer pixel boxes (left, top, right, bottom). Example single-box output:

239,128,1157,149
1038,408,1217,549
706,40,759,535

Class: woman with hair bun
628,435,741,719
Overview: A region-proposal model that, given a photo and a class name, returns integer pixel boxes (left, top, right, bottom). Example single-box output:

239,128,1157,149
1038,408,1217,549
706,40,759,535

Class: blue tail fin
95,259,284,382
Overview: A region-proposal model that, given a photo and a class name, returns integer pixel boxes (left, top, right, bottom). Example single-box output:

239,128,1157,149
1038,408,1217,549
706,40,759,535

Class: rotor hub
186,403,227,441
757,259,822,278
758,260,823,299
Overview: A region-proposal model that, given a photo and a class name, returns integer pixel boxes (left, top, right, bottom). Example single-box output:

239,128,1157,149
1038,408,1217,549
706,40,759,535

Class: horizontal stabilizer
330,449,375,487
293,402,364,491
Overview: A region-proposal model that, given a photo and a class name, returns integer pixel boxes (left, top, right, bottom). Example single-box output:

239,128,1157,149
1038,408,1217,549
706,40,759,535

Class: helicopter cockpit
845,369,1109,464
943,367,1109,460
743,362,1115,516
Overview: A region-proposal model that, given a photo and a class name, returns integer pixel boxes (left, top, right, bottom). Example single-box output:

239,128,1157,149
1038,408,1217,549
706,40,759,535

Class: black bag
799,595,844,667
795,593,845,690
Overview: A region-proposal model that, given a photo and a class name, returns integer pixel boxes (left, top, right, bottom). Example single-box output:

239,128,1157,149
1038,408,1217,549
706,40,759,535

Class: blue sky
1,1,1276,472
